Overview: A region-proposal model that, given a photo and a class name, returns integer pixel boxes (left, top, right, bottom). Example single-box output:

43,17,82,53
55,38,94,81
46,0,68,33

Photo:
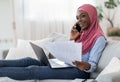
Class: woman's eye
81,14,86,18
76,16,79,20
76,14,86,20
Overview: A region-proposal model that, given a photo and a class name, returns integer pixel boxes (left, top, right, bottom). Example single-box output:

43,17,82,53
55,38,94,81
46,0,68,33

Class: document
45,41,82,66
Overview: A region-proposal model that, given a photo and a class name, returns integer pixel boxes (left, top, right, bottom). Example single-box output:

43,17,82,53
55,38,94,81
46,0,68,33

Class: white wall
1,0,120,42
0,0,14,49
0,0,13,38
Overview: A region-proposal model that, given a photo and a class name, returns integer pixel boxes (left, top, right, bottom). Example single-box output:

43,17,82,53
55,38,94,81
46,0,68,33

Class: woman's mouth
79,23,84,28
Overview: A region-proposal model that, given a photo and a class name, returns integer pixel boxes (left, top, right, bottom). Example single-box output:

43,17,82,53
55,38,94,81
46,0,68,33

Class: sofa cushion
97,41,120,71
0,77,35,82
5,48,38,60
6,33,69,60
37,79,96,82
37,79,71,82
96,72,120,82
17,38,54,57
96,57,120,82
70,79,97,82
6,38,54,60
90,40,120,79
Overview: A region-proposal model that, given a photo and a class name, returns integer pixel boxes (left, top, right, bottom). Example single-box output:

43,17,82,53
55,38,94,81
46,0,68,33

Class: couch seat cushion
37,79,71,82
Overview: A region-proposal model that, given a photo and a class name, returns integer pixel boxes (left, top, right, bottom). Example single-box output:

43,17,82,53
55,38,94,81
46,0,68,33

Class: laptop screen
30,42,50,66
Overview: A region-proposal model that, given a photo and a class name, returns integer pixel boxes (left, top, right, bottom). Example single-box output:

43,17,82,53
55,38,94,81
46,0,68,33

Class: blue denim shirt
82,36,107,72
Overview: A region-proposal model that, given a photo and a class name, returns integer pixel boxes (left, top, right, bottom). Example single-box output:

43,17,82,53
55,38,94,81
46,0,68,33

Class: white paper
45,41,82,66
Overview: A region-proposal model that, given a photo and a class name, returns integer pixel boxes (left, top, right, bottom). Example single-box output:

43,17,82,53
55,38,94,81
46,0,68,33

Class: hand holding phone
73,24,81,32
70,24,81,40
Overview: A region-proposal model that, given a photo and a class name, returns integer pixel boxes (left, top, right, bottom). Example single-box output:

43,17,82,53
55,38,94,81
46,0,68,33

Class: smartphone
75,24,81,32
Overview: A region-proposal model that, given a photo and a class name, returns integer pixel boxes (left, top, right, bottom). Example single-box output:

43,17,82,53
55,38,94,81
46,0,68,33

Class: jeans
0,57,90,80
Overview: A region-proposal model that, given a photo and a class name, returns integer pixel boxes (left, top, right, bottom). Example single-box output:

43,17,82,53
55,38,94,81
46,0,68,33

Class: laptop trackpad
49,59,72,68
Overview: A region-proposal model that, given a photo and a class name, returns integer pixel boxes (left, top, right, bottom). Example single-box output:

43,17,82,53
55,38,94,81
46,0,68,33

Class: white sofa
1,33,120,82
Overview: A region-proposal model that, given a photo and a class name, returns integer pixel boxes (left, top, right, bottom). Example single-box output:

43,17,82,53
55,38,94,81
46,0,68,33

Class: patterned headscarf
75,4,104,54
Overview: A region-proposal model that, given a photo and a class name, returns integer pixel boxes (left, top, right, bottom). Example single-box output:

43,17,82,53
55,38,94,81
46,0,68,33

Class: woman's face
76,10,90,30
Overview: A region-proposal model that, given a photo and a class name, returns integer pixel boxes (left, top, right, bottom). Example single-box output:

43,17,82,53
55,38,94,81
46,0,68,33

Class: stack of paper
45,41,82,66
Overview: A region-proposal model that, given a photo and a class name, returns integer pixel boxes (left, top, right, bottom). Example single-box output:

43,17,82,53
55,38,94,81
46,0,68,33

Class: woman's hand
70,27,80,40
72,61,91,71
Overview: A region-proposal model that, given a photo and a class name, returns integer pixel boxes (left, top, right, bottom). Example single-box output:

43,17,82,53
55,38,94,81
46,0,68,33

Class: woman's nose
77,20,81,24
77,17,82,22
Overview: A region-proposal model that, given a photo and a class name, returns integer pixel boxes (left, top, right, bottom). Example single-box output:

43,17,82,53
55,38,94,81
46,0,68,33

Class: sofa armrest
96,72,120,82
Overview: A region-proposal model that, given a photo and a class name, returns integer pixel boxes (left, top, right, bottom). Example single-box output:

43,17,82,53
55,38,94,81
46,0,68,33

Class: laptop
30,42,73,68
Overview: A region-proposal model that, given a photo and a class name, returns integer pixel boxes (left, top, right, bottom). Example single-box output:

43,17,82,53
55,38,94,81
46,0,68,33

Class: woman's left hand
72,61,91,71
70,27,80,40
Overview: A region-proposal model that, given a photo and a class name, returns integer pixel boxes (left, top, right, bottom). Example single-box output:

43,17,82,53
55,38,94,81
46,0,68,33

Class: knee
27,65,40,73
24,57,37,61
21,57,37,63
25,57,33,60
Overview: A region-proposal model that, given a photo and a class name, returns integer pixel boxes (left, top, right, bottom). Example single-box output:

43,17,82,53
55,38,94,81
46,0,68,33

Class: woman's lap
0,57,90,80
0,65,90,80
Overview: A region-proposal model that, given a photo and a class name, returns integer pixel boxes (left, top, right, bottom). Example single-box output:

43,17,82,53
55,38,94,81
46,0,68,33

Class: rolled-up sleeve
85,36,107,72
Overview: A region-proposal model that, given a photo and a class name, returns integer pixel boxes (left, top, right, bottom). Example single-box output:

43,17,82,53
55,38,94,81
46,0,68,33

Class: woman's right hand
73,61,91,71
70,25,80,40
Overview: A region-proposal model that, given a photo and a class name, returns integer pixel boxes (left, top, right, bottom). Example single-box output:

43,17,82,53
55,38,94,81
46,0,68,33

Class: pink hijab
75,4,104,54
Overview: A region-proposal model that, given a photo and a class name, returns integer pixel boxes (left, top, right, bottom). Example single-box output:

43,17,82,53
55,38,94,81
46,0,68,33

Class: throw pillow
5,48,38,60
19,38,54,56
6,33,69,60
6,38,53,60
96,57,120,82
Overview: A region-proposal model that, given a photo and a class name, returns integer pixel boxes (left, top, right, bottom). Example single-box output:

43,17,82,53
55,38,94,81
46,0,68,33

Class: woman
0,4,106,80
